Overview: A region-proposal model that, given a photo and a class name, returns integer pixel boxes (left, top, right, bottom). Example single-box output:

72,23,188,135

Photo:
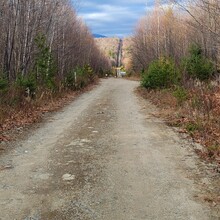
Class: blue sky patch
77,0,155,37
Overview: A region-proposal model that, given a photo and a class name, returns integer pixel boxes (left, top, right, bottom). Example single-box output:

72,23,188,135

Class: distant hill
95,37,133,70
95,37,120,66
121,37,133,70
93,34,107,38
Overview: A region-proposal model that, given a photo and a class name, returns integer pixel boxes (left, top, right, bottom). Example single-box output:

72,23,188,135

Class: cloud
81,12,114,22
77,0,155,37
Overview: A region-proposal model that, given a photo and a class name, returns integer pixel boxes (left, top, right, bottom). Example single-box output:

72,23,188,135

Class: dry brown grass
137,86,220,165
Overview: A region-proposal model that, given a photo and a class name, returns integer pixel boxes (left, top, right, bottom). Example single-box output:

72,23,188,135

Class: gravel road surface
0,78,219,219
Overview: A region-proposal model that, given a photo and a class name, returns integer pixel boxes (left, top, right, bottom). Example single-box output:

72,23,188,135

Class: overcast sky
78,0,155,37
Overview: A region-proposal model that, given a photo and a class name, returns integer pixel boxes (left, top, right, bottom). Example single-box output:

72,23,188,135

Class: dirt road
0,78,219,219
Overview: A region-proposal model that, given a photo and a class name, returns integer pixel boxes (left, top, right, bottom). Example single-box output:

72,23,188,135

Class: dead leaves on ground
137,86,220,165
0,91,77,141
0,82,98,143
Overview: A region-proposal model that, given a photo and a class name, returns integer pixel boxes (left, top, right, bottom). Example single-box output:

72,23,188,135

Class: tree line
0,0,111,96
132,0,220,84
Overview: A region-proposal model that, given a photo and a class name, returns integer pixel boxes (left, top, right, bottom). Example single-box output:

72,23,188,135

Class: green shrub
65,70,76,89
0,78,8,91
16,75,37,97
34,33,56,90
0,78,8,105
183,44,214,81
173,86,188,106
67,65,93,90
75,66,88,89
186,122,200,133
84,64,95,82
141,57,179,89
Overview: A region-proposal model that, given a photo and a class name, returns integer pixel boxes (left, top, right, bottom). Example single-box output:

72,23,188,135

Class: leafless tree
0,0,111,84
132,0,220,73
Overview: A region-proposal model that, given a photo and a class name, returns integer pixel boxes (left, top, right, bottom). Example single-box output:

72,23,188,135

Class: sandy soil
0,78,219,220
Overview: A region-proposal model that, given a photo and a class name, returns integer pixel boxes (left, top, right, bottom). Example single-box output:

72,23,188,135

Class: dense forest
0,0,111,128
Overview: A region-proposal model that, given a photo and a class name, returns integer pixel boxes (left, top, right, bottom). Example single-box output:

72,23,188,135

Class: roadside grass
137,86,220,165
